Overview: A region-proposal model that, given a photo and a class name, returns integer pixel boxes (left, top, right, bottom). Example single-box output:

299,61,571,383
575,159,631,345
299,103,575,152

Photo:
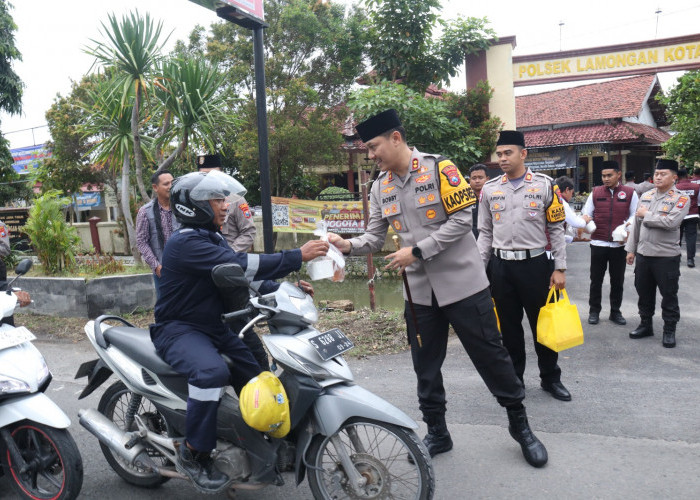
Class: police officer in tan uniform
328,110,547,468
477,130,571,402
221,194,256,252
625,159,690,348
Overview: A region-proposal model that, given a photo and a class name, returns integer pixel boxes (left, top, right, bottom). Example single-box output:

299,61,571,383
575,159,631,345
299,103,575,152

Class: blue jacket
152,226,302,338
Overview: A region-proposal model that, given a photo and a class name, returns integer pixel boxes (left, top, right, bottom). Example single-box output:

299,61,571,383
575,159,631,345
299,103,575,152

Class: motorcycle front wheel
307,417,434,500
1,421,83,500
97,381,172,488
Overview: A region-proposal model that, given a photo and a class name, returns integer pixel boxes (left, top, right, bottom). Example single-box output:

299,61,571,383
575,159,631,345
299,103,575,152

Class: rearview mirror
14,259,33,276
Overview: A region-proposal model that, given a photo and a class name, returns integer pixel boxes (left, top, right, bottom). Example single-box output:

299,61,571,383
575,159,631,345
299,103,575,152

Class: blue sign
74,192,102,211
10,145,52,175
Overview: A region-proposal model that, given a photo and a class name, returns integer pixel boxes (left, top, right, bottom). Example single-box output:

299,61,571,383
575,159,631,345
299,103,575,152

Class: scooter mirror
14,258,32,276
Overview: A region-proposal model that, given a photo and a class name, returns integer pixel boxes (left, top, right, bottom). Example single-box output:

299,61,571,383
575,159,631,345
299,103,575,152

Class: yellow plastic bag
536,287,584,352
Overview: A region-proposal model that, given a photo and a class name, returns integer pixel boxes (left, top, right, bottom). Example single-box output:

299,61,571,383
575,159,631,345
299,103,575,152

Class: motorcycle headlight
0,374,31,395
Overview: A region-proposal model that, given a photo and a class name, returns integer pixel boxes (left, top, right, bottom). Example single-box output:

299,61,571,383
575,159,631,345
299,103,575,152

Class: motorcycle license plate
308,328,354,360
0,326,36,350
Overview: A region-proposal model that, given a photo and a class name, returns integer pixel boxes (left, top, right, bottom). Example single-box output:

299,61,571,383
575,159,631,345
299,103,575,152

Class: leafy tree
364,0,495,92
38,75,107,194
658,70,700,166
0,0,29,205
348,82,500,171
178,0,367,203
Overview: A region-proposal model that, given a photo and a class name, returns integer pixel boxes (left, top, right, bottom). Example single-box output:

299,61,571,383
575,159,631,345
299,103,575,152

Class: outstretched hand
300,240,329,262
327,232,351,254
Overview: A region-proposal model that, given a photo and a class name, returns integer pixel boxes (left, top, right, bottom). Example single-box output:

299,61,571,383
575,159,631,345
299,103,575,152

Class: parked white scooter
0,259,83,500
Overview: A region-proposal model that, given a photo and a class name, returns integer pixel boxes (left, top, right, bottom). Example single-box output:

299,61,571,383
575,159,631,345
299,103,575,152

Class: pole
392,235,422,347
253,26,274,254
359,169,376,311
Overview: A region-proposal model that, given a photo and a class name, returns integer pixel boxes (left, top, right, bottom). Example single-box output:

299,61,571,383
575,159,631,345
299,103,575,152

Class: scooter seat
103,326,180,377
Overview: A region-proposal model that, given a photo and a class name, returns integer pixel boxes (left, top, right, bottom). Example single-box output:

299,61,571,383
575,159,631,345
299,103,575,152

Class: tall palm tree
86,10,168,201
81,80,153,261
153,57,242,172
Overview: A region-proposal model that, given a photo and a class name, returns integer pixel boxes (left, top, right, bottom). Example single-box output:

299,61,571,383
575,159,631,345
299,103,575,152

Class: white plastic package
612,223,629,243
584,220,597,234
306,221,346,282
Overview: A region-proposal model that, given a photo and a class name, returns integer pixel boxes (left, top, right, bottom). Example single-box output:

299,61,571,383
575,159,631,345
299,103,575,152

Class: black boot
662,323,676,348
629,318,653,339
422,415,453,457
507,406,548,468
178,442,229,493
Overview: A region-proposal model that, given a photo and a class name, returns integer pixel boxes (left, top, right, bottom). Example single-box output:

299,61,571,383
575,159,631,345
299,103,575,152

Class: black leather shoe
178,443,229,493
587,312,599,325
663,331,676,348
507,407,548,468
541,381,572,401
629,323,654,339
688,258,695,268
609,312,626,325
422,428,453,457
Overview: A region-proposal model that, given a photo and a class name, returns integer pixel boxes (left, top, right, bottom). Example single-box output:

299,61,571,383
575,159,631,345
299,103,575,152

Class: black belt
494,248,546,261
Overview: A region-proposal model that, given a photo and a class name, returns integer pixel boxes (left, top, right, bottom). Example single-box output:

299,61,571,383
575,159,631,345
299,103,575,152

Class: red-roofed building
516,74,670,191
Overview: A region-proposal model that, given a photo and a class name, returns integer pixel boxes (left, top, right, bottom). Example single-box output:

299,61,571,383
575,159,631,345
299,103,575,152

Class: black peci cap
496,130,525,148
655,159,679,172
197,154,222,170
355,109,402,143
601,160,620,170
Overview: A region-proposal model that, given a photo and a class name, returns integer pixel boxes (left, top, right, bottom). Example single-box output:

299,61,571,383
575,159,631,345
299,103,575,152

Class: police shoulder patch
546,184,566,223
437,160,475,214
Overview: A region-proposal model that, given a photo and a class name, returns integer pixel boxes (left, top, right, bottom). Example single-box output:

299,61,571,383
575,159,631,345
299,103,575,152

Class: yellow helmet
239,371,291,438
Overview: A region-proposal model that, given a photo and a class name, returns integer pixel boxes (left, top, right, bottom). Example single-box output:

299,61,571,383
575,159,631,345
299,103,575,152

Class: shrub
24,190,81,274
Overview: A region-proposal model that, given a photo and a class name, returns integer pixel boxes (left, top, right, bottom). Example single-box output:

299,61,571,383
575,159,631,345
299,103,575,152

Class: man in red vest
676,168,699,268
581,161,638,325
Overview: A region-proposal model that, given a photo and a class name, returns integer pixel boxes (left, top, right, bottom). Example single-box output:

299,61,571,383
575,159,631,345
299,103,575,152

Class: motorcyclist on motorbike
149,170,328,492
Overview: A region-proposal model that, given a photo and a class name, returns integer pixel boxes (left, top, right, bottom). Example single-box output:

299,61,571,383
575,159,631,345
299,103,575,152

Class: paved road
2,242,700,499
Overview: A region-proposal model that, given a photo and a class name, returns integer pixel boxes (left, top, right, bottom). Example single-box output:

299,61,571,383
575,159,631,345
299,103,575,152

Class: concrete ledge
19,274,155,318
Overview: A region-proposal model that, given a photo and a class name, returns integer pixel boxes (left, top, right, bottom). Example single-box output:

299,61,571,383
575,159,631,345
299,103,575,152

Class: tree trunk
132,83,150,202
120,155,141,263
156,131,187,173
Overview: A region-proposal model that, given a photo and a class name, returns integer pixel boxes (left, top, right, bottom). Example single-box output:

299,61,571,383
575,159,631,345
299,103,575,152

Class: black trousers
588,245,627,314
634,254,681,325
680,218,698,261
489,254,561,384
404,288,524,420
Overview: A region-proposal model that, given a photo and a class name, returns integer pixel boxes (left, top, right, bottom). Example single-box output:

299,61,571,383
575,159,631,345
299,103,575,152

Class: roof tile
516,75,656,127
523,122,670,148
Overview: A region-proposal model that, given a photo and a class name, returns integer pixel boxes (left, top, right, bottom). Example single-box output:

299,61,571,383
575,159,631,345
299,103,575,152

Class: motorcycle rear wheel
307,417,434,500
97,381,172,488
1,420,83,500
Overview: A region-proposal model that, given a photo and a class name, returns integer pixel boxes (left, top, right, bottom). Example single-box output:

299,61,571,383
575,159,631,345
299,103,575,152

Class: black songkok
355,109,402,143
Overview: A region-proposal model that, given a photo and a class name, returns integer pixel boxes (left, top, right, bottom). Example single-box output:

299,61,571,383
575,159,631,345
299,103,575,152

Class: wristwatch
412,246,423,260
556,269,566,272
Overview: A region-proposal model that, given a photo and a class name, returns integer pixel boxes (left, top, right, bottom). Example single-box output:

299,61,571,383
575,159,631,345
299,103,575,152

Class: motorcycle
76,263,434,498
0,259,83,500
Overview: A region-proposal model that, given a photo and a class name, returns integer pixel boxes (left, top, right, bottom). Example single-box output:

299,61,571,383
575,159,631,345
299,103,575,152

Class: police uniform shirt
347,148,486,307
625,187,691,257
222,195,256,252
477,169,567,270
